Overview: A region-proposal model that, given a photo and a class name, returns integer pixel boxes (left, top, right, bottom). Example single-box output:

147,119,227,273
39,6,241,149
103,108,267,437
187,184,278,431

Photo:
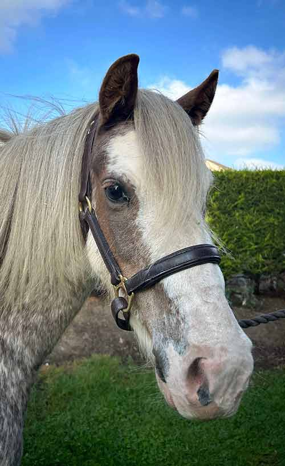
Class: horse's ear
176,70,219,126
99,54,140,125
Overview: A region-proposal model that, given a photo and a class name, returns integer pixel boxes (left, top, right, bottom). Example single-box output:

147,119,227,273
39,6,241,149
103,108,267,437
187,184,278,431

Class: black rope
238,309,285,329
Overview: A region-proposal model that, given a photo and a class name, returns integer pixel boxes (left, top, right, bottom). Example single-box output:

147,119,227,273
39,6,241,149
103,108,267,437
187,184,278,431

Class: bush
207,170,285,279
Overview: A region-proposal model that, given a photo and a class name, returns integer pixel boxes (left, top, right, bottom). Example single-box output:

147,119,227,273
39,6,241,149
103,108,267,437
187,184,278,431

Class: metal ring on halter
79,196,92,213
113,275,134,313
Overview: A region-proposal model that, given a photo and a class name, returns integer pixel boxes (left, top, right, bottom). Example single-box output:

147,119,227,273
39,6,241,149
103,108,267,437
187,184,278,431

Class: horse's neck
0,279,95,466
3,284,94,366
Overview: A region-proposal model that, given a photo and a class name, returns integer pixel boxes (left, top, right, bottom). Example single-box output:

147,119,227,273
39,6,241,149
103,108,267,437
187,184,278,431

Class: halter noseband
79,116,221,331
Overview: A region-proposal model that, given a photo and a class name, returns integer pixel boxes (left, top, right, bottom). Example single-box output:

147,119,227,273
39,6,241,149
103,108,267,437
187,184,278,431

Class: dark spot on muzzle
156,363,166,383
197,384,212,407
153,347,169,384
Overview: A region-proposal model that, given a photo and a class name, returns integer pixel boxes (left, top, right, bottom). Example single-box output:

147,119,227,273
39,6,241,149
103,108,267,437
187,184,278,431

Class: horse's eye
105,183,129,204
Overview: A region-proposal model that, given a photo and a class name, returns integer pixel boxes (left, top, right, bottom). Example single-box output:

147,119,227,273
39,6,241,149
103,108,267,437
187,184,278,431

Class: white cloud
149,46,285,167
148,77,190,100
234,158,284,170
119,0,141,16
222,46,273,74
181,6,198,18
119,0,168,18
146,0,168,18
205,46,285,162
221,45,285,86
0,0,71,53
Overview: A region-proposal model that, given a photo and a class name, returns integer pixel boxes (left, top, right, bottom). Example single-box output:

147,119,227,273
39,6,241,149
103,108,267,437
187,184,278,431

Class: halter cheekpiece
79,116,285,331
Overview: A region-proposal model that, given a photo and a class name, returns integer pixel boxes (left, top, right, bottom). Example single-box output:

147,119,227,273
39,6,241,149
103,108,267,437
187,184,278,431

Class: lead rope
238,309,285,329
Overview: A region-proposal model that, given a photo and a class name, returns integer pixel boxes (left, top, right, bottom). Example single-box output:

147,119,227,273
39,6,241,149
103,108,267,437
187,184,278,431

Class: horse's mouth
156,374,177,410
155,370,245,421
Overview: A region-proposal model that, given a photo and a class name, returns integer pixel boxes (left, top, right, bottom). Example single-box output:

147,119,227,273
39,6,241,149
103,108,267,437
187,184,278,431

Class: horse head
85,55,253,420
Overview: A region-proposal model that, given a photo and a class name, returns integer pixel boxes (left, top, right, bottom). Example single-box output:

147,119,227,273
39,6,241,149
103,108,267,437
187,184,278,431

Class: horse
0,54,253,466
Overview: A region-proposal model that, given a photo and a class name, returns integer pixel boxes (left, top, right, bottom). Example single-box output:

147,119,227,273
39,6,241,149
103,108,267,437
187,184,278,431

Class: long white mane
0,102,97,310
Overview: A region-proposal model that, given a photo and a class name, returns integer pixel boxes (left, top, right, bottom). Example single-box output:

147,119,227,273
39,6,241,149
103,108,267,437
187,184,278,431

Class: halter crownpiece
79,116,285,332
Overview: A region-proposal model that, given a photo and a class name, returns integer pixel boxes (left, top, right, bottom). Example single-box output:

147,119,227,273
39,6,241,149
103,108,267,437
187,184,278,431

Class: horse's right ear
99,54,140,126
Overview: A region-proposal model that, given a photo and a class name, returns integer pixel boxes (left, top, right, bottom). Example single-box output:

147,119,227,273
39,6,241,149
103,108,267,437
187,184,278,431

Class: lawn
23,356,285,466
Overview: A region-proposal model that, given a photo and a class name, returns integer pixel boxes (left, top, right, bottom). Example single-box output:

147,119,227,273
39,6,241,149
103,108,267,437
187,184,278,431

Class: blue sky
0,0,285,168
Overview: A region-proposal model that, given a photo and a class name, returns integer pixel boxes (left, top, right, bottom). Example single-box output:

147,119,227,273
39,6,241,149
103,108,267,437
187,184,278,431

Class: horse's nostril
186,357,213,406
187,356,205,381
197,384,212,406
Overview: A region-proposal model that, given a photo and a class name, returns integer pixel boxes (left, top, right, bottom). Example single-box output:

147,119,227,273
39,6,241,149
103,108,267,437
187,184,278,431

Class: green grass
23,356,285,466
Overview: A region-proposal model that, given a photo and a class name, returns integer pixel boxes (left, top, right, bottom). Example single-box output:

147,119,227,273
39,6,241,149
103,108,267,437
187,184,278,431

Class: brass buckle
79,196,92,213
113,275,134,313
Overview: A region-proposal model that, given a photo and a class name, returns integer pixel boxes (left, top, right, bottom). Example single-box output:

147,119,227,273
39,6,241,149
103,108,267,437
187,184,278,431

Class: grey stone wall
226,272,285,307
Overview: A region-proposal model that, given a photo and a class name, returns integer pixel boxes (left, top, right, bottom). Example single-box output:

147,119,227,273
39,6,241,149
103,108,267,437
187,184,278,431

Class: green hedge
207,170,285,279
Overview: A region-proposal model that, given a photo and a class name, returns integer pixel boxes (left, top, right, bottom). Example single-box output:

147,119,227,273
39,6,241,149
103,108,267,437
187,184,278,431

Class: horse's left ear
176,70,219,126
99,54,140,125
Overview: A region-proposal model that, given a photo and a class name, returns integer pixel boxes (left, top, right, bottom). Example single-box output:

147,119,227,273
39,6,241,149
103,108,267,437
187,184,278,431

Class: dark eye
104,183,129,204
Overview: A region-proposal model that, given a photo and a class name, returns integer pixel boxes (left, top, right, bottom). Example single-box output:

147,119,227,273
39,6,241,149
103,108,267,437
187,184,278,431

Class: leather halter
79,116,221,331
